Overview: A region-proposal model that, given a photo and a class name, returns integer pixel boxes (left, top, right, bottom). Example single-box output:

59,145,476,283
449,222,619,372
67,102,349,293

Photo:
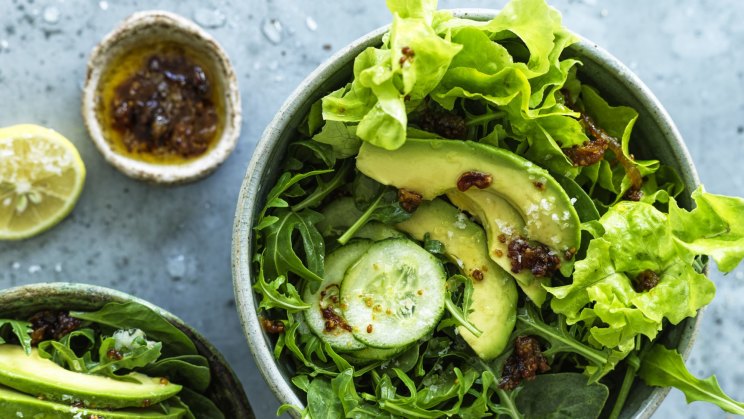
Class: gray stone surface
0,0,742,418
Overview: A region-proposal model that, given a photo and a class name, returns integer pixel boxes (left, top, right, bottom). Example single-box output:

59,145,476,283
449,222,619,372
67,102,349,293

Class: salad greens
252,0,744,417
0,301,223,419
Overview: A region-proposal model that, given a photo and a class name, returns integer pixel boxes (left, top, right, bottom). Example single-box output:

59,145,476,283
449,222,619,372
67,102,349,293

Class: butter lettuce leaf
670,187,744,272
322,0,460,150
548,199,717,355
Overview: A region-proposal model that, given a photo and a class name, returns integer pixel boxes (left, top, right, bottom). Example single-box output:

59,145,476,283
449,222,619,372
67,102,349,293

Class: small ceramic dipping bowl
82,11,241,184
0,282,254,418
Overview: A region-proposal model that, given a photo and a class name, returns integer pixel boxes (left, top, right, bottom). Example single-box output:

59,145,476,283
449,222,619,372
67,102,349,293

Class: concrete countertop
1,0,742,417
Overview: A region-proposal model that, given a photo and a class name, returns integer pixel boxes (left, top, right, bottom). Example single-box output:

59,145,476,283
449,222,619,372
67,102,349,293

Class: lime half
0,124,86,240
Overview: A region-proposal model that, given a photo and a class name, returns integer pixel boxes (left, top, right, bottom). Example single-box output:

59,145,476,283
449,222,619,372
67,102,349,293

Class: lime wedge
0,124,86,240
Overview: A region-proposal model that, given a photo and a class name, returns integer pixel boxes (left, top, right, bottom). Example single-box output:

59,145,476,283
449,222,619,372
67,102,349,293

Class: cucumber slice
341,238,446,349
302,240,372,351
342,346,408,364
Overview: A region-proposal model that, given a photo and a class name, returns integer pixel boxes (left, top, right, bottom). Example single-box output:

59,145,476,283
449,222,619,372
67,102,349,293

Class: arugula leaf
515,306,612,381
338,187,410,245
38,340,91,372
253,256,309,312
0,319,32,355
71,302,197,357
263,209,326,282
255,170,333,230
439,274,482,337
293,160,353,212
37,328,96,372
639,345,744,416
89,329,162,376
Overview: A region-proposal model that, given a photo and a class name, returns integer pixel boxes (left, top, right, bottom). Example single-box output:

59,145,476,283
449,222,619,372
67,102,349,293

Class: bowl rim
232,8,701,418
0,281,254,417
81,10,242,184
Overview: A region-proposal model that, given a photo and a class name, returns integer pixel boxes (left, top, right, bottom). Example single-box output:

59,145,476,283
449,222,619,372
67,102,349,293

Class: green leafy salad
0,302,225,418
252,0,744,417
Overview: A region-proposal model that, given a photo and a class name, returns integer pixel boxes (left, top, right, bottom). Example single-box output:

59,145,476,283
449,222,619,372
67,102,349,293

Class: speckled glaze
232,10,701,418
81,11,241,184
0,282,254,418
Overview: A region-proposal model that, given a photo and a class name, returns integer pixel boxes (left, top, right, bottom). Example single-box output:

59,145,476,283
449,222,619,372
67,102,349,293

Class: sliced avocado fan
357,139,582,306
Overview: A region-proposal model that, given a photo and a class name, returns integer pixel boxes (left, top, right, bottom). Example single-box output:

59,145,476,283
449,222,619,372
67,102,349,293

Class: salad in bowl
237,0,744,417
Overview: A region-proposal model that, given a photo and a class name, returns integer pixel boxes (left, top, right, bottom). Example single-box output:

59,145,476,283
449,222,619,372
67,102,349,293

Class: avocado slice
0,345,182,409
0,385,187,418
447,189,547,304
396,199,517,360
357,139,581,305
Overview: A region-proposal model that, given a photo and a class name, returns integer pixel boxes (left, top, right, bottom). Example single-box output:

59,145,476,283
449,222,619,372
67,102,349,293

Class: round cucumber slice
302,240,372,351
341,238,446,349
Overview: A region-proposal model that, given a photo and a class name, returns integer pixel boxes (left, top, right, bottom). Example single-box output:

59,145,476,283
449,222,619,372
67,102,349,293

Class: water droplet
736,270,744,280
98,1,109,11
11,262,20,270
28,265,42,274
261,17,283,44
54,263,63,273
267,61,279,71
305,16,317,32
42,6,60,24
599,8,609,17
166,254,186,278
193,8,226,29
0,40,9,51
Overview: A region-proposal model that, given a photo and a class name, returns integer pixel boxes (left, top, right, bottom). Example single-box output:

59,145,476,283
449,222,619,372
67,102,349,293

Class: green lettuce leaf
322,0,460,150
639,345,744,415
670,187,744,272
547,200,716,353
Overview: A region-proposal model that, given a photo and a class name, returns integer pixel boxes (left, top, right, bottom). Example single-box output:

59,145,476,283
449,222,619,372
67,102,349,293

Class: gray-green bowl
0,282,254,418
232,9,700,418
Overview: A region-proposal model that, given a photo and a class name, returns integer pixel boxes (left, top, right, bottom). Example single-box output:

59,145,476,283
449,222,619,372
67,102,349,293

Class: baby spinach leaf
71,302,197,357
307,377,344,418
313,121,362,159
178,387,225,419
514,372,609,419
639,345,744,416
0,319,32,355
141,355,211,393
288,140,336,169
